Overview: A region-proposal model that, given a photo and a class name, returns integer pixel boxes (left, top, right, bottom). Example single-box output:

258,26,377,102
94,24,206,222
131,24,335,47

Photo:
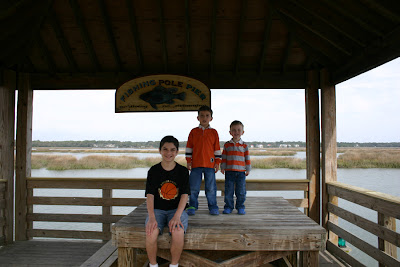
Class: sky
31,58,400,143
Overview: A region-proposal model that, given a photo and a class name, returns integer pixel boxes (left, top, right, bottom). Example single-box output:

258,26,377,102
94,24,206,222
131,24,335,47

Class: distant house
279,144,288,148
250,145,254,148
257,144,263,148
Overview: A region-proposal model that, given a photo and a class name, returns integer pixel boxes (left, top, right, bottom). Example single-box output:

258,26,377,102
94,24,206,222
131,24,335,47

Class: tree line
31,140,400,148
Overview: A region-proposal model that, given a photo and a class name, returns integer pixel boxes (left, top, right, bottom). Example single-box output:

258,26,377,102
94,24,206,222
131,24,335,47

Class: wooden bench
80,240,118,267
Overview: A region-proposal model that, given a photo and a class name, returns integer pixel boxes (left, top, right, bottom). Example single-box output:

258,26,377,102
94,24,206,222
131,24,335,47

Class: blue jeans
145,209,188,235
224,171,246,210
189,167,218,210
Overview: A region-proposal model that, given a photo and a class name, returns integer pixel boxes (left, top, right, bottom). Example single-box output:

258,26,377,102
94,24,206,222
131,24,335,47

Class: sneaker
223,208,232,214
209,209,219,215
186,206,196,216
238,208,246,215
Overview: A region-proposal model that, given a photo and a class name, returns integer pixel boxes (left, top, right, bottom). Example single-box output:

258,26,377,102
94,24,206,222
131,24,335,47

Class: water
29,152,400,266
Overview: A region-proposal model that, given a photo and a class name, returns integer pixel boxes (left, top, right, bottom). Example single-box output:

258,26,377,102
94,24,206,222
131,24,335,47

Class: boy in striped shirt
220,120,251,215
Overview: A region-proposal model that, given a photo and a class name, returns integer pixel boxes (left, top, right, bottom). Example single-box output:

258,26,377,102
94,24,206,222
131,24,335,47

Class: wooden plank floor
0,240,104,267
0,240,347,266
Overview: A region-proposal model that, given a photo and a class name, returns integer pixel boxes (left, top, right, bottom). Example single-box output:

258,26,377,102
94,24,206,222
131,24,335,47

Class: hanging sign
115,74,211,112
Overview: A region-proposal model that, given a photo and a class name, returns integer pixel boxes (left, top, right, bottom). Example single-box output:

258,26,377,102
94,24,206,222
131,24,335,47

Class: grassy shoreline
30,148,400,170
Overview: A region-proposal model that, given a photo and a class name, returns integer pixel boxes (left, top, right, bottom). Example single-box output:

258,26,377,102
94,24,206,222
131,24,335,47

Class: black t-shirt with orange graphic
145,162,190,210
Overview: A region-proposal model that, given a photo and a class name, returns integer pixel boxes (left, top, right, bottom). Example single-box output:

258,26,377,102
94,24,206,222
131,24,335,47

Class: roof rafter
48,7,78,72
157,0,168,73
359,0,400,23
258,4,273,74
98,0,123,71
210,0,218,75
36,35,57,74
69,0,101,72
320,0,383,37
277,11,347,63
277,12,334,67
185,0,191,74
281,32,292,73
289,0,365,48
126,0,144,73
234,0,247,75
276,2,353,56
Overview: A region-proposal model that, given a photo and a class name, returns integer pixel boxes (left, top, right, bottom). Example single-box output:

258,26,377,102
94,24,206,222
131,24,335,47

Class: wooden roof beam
48,8,78,72
277,3,353,56
36,36,57,74
70,0,101,72
98,0,123,71
258,4,273,74
126,0,143,73
290,0,366,48
210,0,218,75
281,32,292,73
185,0,191,74
320,0,383,37
277,18,334,68
277,12,345,64
157,0,168,73
234,0,247,75
359,0,400,23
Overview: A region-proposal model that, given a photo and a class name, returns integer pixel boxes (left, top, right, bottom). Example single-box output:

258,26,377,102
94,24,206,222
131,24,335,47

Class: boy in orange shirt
185,105,222,215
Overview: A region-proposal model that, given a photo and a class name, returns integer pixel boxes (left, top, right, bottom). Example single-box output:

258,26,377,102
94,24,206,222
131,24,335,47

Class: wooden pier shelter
1,1,400,266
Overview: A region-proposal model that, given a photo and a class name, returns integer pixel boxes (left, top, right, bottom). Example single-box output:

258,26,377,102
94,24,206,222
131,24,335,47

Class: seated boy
145,136,190,267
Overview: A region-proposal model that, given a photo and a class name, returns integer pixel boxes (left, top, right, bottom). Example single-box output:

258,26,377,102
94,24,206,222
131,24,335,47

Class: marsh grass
31,148,400,170
251,157,306,169
337,148,400,168
31,155,187,170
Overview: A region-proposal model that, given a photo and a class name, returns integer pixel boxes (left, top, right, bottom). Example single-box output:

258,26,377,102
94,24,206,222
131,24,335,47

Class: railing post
0,70,16,244
305,69,320,223
378,213,397,267
103,189,112,240
320,69,338,245
15,73,33,241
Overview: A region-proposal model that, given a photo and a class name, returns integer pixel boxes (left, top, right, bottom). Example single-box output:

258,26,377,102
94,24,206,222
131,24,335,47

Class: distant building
257,144,263,148
279,144,288,148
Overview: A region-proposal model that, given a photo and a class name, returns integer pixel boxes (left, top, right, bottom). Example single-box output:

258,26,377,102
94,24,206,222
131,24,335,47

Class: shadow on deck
0,240,348,267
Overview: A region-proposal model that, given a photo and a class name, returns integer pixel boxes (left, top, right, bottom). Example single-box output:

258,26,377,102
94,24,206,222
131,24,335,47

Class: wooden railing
26,177,309,241
326,181,400,267
0,179,6,245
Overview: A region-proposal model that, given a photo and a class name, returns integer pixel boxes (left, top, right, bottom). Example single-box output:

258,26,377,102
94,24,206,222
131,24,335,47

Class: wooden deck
0,240,104,267
113,197,330,266
0,239,347,267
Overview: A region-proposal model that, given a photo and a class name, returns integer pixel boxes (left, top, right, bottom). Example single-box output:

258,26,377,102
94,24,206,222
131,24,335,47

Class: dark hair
198,105,213,116
159,135,179,151
230,120,244,129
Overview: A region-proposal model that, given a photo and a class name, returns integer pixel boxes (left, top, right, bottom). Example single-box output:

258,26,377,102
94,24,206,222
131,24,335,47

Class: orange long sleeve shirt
185,125,222,169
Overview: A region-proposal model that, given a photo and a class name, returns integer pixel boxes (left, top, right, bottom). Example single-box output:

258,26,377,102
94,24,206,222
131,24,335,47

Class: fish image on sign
139,85,186,110
115,74,211,112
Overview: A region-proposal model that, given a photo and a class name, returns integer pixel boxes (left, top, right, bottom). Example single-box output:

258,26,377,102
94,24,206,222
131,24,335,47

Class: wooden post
320,68,338,245
15,73,33,241
118,247,136,267
305,69,320,224
103,189,112,240
378,213,397,267
0,70,16,244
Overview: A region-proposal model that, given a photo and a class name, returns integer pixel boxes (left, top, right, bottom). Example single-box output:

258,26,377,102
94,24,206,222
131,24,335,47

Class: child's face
197,111,213,127
229,124,244,141
159,142,178,163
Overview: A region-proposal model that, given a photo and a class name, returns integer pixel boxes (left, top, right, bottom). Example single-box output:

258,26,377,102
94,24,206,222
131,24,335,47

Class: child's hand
168,215,184,233
221,169,225,174
187,162,192,170
214,163,219,173
245,171,250,176
146,217,158,236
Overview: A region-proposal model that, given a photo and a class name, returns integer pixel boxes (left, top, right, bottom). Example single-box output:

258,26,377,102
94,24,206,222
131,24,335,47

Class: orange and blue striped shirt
221,139,251,172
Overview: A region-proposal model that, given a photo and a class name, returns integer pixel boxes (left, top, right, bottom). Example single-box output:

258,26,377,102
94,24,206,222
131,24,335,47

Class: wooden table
112,197,326,266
